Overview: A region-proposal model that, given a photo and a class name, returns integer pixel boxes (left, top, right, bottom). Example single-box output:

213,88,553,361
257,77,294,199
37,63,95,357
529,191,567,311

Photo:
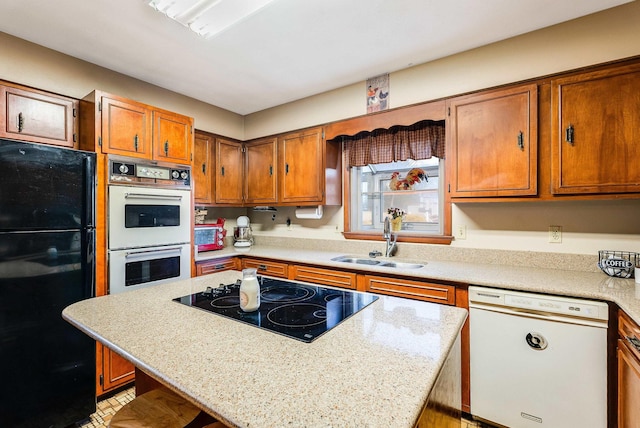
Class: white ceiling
0,0,632,115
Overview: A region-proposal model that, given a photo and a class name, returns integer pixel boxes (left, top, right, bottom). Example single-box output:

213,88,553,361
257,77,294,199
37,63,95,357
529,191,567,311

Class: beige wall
244,1,640,138
241,1,640,256
0,32,244,140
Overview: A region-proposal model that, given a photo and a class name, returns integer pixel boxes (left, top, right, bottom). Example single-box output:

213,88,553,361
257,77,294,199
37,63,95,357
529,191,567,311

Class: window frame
342,146,453,245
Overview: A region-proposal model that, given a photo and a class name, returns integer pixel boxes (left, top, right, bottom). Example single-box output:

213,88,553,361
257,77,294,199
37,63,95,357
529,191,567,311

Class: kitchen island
63,271,467,427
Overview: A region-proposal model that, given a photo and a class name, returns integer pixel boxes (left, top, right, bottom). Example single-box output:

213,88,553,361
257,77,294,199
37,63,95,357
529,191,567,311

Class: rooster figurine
389,168,427,191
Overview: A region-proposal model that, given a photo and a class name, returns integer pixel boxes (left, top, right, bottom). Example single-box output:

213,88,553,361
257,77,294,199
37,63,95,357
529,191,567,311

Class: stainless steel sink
331,256,424,269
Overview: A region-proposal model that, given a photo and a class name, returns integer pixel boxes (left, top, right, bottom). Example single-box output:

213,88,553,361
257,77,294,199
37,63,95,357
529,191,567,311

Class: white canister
239,268,260,312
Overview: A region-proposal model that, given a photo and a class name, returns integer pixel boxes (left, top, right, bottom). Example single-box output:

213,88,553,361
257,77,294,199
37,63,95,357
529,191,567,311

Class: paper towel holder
295,205,323,219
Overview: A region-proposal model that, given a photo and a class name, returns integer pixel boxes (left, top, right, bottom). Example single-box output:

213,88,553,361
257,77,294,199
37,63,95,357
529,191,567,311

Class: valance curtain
339,120,446,167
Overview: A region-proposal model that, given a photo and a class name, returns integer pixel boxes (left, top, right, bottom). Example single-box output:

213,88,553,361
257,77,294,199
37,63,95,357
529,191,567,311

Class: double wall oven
108,155,191,294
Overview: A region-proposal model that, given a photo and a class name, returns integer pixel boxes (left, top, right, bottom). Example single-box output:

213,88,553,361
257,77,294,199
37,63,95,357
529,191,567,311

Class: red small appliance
194,218,227,251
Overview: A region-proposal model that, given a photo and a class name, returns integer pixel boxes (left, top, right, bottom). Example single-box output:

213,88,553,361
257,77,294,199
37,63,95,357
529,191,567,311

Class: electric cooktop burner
173,277,378,343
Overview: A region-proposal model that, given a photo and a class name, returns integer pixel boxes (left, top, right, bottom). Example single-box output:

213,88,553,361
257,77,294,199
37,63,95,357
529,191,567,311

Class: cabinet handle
627,336,640,352
258,264,267,271
164,140,169,155
214,264,225,270
202,163,206,174
134,134,139,151
286,163,289,174
17,112,24,132
269,165,273,176
565,124,574,145
221,166,225,176
517,131,524,150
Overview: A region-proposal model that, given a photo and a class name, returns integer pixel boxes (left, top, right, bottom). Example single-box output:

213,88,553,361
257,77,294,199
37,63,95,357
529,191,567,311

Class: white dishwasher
469,286,609,428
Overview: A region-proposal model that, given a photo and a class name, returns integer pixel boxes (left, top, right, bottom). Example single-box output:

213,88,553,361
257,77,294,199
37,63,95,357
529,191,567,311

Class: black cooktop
173,277,378,343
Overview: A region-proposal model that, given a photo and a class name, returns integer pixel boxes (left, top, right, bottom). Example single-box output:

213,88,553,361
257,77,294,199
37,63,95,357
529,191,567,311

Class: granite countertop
63,271,467,428
196,245,640,324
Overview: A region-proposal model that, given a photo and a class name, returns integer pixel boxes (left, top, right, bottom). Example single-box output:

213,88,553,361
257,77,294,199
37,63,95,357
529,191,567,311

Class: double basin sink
331,256,424,270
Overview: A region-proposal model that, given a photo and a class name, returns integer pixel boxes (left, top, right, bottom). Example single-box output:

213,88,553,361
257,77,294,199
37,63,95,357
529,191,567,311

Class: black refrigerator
0,138,96,427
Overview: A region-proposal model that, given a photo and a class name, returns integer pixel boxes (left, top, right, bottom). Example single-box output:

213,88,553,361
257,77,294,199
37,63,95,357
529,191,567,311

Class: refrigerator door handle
84,155,96,229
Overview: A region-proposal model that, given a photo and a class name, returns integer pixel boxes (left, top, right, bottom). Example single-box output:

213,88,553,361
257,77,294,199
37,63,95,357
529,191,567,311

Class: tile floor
78,387,135,428
79,387,484,428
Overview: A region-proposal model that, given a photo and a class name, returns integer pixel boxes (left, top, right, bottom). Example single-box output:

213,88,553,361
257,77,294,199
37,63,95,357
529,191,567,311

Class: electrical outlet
456,224,467,240
548,226,562,243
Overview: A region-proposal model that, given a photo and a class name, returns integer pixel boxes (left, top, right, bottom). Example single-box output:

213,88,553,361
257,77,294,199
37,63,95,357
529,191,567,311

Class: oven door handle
125,247,183,259
124,192,183,201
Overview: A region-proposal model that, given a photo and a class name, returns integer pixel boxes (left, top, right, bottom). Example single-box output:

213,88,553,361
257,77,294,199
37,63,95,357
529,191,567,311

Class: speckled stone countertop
196,245,640,324
63,271,467,428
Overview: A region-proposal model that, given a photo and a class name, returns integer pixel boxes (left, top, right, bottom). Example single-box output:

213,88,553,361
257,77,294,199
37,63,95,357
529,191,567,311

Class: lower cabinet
618,310,640,428
359,274,456,305
196,257,239,276
241,257,288,278
97,343,135,397
290,265,357,289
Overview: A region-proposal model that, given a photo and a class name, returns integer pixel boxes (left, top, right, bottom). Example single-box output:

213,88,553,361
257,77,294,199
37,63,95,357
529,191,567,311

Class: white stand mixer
233,215,253,248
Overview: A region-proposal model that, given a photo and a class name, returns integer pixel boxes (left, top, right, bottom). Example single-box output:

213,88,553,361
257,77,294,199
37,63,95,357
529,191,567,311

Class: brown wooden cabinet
194,131,214,205
97,344,135,397
215,137,244,204
447,84,538,198
80,91,193,165
551,62,640,194
245,137,278,205
618,309,640,428
278,127,324,204
359,275,455,305
0,82,78,148
241,258,288,278
289,265,357,290
196,257,239,276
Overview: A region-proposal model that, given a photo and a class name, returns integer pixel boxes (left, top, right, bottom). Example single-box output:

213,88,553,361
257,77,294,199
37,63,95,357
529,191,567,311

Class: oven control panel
109,156,190,188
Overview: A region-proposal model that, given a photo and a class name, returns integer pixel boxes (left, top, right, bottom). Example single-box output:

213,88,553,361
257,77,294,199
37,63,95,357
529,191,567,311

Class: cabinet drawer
290,265,357,290
196,257,239,276
242,258,288,278
361,275,455,305
619,310,640,361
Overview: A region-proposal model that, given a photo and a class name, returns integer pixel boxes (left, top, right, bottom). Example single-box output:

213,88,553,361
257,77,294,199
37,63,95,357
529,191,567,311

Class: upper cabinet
278,127,325,204
0,82,78,148
551,62,640,195
245,137,278,205
193,126,341,207
447,84,538,198
80,91,193,164
193,131,214,205
214,137,244,205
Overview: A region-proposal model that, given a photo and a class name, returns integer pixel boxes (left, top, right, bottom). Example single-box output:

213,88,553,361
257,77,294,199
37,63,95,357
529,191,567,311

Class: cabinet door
196,257,239,276
245,137,277,204
360,275,455,305
193,131,214,204
551,63,640,194
278,127,324,204
0,85,77,148
618,341,640,428
215,138,244,204
101,96,152,158
153,110,192,164
98,344,134,395
448,84,537,197
290,265,357,289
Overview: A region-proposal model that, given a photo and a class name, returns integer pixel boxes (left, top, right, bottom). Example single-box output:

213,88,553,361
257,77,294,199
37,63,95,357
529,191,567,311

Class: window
339,119,451,244
348,158,444,236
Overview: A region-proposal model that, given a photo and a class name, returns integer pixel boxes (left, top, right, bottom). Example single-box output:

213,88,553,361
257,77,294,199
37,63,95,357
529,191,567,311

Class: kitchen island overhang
63,271,467,427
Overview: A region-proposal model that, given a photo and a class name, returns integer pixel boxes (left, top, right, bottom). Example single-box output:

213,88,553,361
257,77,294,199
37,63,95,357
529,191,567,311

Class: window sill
342,231,454,245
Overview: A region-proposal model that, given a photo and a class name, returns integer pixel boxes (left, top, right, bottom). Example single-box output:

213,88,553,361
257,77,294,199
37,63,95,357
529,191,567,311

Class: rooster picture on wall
389,168,427,191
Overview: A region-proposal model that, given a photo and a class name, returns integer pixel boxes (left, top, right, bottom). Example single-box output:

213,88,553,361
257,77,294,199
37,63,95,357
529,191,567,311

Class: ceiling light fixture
147,0,276,39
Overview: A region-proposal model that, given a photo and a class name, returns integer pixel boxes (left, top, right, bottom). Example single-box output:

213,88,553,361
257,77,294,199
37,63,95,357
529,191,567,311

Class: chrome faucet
383,217,398,257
